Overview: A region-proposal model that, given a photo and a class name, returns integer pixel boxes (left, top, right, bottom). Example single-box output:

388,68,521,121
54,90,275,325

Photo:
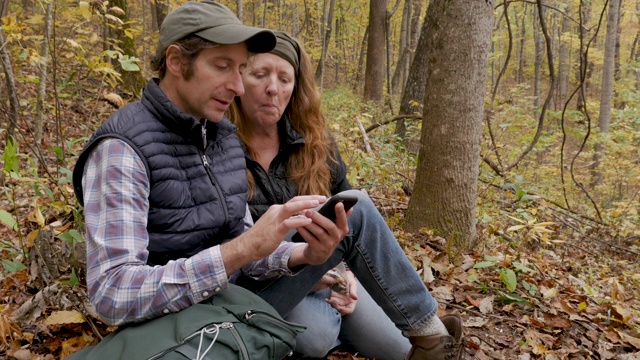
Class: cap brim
196,25,276,53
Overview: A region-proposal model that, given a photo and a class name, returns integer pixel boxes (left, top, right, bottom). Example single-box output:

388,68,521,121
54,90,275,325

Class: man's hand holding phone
288,194,358,267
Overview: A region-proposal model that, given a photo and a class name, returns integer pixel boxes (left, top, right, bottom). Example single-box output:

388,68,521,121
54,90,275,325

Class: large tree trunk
363,0,387,103
593,0,620,186
394,12,430,139
404,0,493,259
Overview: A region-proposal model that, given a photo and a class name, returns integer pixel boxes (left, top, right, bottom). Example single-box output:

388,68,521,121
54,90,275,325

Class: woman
229,31,411,360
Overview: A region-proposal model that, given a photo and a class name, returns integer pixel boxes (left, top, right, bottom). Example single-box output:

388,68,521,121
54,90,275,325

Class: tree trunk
353,25,368,94
111,0,146,97
517,4,526,83
636,2,640,91
150,0,168,32
385,0,400,99
576,3,592,111
363,0,387,103
557,8,569,108
237,0,244,23
533,6,543,109
35,0,55,157
391,0,412,95
404,0,493,259
315,0,335,89
0,0,18,141
594,0,620,186
395,12,430,139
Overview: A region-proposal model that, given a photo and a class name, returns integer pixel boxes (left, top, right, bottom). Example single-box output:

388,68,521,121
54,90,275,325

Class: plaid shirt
82,138,302,326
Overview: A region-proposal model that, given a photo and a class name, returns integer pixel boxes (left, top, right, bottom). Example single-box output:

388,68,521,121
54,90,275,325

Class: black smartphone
291,193,358,242
316,193,359,222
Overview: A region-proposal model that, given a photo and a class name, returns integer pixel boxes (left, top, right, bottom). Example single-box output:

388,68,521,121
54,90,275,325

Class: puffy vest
73,79,247,265
244,117,350,222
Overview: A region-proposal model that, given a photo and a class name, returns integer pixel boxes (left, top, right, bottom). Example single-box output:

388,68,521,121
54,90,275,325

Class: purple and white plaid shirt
82,138,302,326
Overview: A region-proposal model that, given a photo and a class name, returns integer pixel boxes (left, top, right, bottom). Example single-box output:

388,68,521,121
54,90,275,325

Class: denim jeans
286,282,411,359
236,190,439,340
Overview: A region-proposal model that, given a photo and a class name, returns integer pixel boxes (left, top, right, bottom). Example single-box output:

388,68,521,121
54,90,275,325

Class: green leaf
512,262,535,273
2,260,27,273
119,55,140,72
69,268,79,287
0,210,18,231
500,268,517,292
497,290,530,305
50,146,64,161
56,229,84,244
3,137,19,173
473,261,496,269
484,255,503,262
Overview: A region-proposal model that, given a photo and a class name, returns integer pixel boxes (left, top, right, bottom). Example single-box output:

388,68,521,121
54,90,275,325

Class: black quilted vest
244,117,350,222
73,79,247,265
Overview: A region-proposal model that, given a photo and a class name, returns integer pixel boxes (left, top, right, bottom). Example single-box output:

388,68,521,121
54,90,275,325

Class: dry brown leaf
479,296,494,314
543,312,571,329
44,310,85,326
103,92,125,108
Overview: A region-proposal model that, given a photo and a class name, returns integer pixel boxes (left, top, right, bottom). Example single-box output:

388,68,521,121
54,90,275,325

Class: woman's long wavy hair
229,42,337,199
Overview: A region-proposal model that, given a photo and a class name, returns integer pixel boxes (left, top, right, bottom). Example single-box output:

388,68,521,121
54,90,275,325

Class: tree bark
315,0,335,89
517,4,526,83
236,0,244,23
557,6,569,108
35,0,55,155
363,0,387,103
0,0,18,141
151,0,168,31
395,13,429,139
111,0,146,97
594,0,620,186
404,0,493,258
533,6,544,109
391,0,412,95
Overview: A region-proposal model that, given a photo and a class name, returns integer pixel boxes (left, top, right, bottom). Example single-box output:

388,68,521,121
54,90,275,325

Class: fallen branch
364,114,422,133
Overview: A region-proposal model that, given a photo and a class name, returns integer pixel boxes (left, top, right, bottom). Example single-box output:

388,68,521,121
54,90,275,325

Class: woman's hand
326,271,358,315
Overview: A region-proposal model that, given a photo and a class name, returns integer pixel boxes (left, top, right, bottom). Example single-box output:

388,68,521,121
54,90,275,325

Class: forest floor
0,103,639,360
0,186,638,360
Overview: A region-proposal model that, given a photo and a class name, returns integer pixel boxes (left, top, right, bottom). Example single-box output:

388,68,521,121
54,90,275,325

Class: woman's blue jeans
286,282,411,359
236,190,438,352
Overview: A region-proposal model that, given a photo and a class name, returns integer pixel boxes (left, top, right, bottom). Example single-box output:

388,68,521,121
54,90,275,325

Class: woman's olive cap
156,1,276,58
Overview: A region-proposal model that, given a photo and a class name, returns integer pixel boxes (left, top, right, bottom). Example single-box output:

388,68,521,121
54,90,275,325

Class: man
73,2,463,359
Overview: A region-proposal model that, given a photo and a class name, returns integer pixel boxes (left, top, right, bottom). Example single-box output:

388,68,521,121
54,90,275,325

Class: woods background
0,0,639,359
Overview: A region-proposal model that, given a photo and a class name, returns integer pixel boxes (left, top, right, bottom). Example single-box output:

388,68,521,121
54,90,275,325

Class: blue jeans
286,282,411,359
236,190,438,346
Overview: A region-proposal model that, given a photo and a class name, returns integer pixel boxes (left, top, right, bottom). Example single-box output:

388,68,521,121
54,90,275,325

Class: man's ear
165,45,183,78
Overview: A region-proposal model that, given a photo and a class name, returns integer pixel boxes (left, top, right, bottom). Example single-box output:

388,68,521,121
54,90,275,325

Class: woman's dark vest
73,79,247,265
244,117,350,222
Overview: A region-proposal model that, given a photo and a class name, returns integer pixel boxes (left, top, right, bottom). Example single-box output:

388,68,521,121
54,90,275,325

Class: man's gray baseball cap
156,1,276,58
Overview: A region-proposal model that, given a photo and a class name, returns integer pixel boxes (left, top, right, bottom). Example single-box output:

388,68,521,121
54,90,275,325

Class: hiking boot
405,313,463,360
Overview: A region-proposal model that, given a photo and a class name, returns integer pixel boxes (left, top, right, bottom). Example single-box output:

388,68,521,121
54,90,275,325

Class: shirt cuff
185,245,228,303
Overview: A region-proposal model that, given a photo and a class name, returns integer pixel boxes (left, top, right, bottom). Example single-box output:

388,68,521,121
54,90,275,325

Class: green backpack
67,284,305,360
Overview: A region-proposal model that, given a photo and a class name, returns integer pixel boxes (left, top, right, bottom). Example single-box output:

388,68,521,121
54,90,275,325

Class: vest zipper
200,123,229,223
